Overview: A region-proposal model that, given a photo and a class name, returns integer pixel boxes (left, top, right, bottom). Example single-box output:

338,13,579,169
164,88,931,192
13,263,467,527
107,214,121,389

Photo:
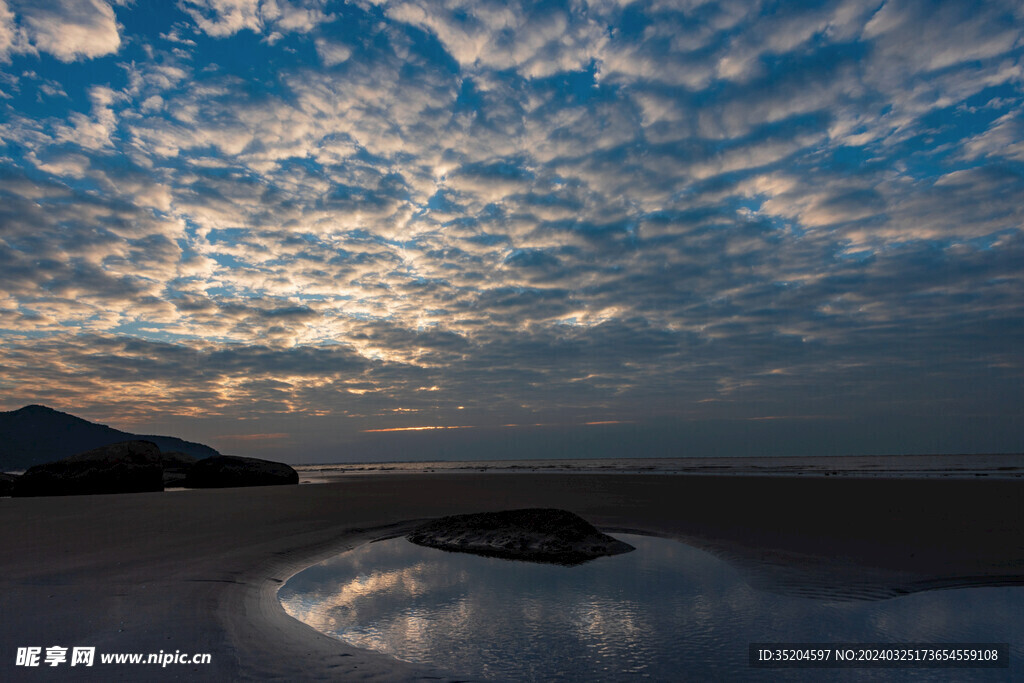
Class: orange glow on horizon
363,419,633,433
362,425,475,433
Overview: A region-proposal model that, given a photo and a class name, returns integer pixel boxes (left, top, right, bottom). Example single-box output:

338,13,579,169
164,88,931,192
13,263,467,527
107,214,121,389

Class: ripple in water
279,534,1021,681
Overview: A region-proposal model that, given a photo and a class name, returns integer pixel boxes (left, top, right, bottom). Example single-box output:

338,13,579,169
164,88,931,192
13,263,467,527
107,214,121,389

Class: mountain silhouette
0,405,220,471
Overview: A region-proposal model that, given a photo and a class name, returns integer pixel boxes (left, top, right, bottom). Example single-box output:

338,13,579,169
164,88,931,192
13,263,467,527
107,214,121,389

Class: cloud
378,0,607,78
0,0,1022,457
961,108,1024,163
182,0,332,38
314,37,350,66
52,85,121,150
261,0,330,33
181,0,262,37
0,1,21,63
863,0,1021,73
14,0,121,62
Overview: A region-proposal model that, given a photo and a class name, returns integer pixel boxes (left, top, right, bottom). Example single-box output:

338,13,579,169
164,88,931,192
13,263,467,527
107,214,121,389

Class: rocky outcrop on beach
0,472,17,497
182,455,299,488
160,451,198,487
407,508,635,564
13,440,164,497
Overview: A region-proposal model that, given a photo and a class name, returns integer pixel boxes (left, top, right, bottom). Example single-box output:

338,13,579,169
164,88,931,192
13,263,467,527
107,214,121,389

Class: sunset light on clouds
0,0,1022,462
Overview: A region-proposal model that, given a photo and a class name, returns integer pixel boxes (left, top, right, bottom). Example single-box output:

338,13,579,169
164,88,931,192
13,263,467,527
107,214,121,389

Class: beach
2,473,1022,680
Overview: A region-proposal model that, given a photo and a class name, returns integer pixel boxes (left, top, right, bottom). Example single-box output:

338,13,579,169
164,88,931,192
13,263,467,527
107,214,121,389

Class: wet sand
1,474,1021,680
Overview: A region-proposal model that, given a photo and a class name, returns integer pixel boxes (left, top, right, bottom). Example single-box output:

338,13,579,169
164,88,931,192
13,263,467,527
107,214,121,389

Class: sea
293,453,1024,483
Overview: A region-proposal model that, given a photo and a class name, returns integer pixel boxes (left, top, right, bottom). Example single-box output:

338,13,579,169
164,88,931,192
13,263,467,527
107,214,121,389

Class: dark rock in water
406,508,635,565
13,441,164,497
0,472,17,497
182,455,298,488
160,451,198,487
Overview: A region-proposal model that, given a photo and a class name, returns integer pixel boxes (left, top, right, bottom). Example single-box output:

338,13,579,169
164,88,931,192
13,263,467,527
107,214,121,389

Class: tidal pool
279,534,1021,681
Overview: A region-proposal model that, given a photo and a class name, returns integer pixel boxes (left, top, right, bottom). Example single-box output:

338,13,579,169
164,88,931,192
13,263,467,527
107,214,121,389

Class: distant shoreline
294,452,1024,482
7,452,1022,481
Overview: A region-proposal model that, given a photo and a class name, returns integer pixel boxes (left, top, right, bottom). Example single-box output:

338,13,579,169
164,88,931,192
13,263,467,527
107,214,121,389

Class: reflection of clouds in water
866,591,1021,657
280,536,1023,681
396,612,433,653
280,543,469,635
569,597,653,675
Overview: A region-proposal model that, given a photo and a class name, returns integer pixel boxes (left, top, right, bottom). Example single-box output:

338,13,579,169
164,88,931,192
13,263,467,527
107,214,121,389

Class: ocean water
279,534,1022,681
293,453,1024,483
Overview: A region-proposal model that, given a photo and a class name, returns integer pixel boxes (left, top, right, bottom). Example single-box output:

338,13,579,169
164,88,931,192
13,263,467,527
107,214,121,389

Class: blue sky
0,0,1022,462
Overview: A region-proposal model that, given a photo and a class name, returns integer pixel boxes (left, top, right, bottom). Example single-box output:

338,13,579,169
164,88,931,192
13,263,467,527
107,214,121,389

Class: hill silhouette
0,405,219,471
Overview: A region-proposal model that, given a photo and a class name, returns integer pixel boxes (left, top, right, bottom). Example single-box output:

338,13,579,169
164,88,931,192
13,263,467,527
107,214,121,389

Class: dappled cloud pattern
0,0,1022,456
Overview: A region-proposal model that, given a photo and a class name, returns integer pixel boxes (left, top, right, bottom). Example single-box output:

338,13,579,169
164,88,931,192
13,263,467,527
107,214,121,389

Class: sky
0,0,1022,463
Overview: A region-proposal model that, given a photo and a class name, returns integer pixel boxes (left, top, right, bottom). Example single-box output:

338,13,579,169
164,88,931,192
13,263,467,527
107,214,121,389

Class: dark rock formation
13,441,164,497
160,451,198,487
406,508,635,564
0,472,17,497
182,455,298,488
0,404,220,471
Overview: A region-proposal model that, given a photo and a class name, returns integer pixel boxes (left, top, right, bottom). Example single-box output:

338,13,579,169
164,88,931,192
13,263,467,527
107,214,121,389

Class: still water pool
279,534,1021,681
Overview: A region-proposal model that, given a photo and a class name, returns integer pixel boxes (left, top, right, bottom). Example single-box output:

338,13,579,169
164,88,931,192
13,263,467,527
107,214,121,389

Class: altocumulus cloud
0,0,122,63
0,0,1022,460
